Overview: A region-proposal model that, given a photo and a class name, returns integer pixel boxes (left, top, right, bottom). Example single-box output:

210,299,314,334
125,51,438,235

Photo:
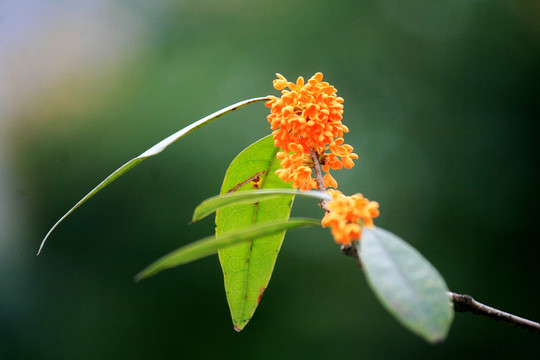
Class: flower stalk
309,147,329,209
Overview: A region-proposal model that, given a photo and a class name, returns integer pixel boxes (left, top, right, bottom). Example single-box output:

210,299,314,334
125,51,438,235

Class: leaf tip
233,324,243,332
133,272,146,283
36,236,49,256
429,335,448,345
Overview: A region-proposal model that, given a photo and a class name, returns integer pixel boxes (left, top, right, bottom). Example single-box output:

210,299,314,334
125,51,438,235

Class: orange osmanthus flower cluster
266,72,358,191
266,72,380,244
321,190,380,245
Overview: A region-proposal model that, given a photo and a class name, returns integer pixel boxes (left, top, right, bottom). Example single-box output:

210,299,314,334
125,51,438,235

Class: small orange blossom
321,190,380,245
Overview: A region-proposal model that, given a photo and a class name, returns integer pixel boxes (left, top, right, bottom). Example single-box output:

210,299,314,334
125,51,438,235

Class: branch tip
340,245,540,333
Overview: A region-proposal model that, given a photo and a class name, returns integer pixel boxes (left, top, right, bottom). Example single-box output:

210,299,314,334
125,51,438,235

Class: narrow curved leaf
134,218,319,282
359,227,453,343
193,189,330,223
37,97,268,255
216,135,294,331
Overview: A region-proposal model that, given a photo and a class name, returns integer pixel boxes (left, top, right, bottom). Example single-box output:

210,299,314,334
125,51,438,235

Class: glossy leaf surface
360,227,453,343
216,135,294,331
192,189,330,223
135,218,319,282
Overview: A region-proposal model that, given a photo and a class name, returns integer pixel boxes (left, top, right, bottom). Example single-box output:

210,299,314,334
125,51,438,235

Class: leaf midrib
237,146,279,324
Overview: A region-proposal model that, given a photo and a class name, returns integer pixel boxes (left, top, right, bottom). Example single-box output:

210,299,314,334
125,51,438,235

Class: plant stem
449,292,540,333
309,147,329,210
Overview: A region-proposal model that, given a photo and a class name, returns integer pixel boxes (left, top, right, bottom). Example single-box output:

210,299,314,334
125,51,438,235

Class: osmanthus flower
321,190,380,245
274,143,338,191
266,72,358,190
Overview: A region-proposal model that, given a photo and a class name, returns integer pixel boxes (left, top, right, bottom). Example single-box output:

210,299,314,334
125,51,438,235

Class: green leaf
135,218,320,282
37,97,268,255
216,135,294,331
359,227,453,343
192,189,330,223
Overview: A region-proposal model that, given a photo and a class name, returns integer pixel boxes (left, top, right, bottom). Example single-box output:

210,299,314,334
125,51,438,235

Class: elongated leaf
216,135,294,331
193,189,330,223
135,218,319,281
37,97,268,255
359,227,453,343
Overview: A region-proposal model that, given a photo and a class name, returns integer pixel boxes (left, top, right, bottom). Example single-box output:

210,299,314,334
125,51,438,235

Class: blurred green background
1,1,539,359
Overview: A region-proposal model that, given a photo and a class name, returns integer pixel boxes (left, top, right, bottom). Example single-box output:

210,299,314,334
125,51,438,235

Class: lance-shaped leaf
216,135,295,332
192,189,330,223
37,97,268,255
359,227,454,343
135,218,319,281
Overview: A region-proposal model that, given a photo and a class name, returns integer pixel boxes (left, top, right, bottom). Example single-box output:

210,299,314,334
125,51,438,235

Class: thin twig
310,147,363,266
341,242,361,268
310,147,326,192
309,147,329,210
449,292,540,333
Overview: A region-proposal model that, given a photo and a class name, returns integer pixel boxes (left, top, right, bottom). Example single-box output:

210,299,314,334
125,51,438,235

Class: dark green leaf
359,227,453,343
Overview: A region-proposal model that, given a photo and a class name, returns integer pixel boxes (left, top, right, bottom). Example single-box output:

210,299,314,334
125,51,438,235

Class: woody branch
309,147,329,210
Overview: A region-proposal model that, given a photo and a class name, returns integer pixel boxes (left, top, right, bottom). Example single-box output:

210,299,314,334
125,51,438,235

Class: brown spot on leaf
257,287,266,303
226,171,266,193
